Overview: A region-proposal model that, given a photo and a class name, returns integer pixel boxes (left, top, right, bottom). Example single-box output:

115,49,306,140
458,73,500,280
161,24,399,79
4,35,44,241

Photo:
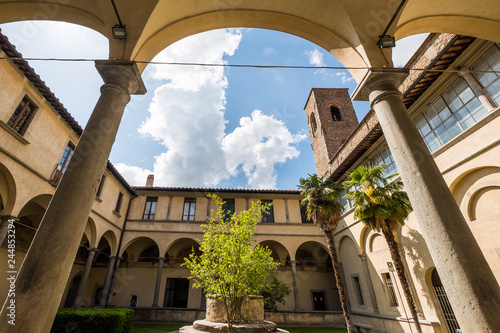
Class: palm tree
344,165,422,333
298,173,352,333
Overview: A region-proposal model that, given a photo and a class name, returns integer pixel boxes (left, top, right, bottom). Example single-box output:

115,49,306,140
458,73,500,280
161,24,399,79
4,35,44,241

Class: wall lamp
110,0,127,40
112,24,127,40
377,0,407,48
378,35,396,48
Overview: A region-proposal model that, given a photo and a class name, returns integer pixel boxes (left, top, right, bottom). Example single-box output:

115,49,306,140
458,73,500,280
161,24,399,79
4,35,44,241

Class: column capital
358,253,367,261
95,61,146,95
351,68,409,102
88,248,99,253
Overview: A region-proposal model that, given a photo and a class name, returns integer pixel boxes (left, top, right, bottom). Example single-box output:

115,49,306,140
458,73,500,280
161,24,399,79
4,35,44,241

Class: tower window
330,106,342,121
310,113,318,135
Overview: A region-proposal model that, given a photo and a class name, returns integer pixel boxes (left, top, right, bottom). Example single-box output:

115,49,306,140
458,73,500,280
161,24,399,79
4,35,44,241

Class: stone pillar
99,256,117,306
72,248,98,307
460,70,497,111
152,257,165,307
0,61,146,333
353,68,500,332
359,253,379,314
106,256,122,306
290,260,301,311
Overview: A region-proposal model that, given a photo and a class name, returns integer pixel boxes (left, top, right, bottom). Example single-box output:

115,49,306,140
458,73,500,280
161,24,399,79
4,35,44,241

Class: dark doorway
311,291,327,311
64,275,81,307
164,278,190,308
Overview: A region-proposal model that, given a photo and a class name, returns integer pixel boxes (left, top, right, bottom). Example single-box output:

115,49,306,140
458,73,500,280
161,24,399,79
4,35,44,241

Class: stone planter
206,296,264,324
179,295,288,333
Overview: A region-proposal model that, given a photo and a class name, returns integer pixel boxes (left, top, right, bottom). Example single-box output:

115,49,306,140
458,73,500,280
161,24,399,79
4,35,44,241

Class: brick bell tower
304,88,359,176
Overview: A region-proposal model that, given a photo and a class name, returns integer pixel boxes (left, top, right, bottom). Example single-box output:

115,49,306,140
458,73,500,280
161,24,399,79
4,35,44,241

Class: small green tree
262,276,291,311
183,195,279,333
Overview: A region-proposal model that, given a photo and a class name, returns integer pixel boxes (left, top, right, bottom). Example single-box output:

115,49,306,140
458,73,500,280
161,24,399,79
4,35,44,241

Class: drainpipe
105,194,135,307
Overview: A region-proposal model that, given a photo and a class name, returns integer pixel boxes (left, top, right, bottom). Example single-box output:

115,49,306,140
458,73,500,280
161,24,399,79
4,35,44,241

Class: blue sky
0,22,426,189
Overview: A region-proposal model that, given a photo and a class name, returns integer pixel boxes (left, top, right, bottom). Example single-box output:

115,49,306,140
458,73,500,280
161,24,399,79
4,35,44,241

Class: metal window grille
384,273,399,306
433,285,460,333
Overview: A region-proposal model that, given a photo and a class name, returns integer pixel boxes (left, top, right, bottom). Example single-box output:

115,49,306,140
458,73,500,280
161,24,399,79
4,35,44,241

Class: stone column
353,68,500,332
359,254,379,314
0,61,146,333
99,256,117,306
72,248,98,307
106,256,122,306
460,70,497,111
290,260,301,311
152,257,165,307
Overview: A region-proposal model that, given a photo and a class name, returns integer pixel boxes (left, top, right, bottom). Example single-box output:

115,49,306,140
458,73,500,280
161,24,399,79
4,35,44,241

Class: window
352,276,365,305
415,78,487,153
143,197,158,220
115,192,124,213
7,96,38,135
369,145,398,178
222,198,235,221
471,44,500,106
310,113,318,136
330,106,342,121
383,273,399,306
300,205,313,224
182,198,196,221
96,175,106,198
261,200,274,223
338,188,350,212
57,143,75,174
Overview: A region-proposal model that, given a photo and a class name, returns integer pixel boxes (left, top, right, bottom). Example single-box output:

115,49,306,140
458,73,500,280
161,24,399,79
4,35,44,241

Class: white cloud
393,33,430,67
119,29,305,189
114,163,152,186
222,110,306,189
263,47,277,56
306,49,326,67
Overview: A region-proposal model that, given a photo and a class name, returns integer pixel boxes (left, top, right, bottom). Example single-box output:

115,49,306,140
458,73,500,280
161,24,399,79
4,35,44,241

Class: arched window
330,106,341,121
310,113,318,136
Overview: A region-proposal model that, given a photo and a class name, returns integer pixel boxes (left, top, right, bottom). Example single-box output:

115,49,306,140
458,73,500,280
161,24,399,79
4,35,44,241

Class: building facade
305,34,500,332
1,27,500,332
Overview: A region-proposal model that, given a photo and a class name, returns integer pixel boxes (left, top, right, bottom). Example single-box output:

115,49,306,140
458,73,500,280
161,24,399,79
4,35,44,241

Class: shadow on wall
401,228,433,306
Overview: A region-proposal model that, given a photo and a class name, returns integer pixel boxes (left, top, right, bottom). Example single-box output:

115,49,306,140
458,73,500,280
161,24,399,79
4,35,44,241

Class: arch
0,3,107,38
64,274,82,308
449,166,500,221
295,241,330,270
83,217,97,249
338,235,360,260
259,240,291,266
133,10,371,81
15,194,53,252
164,237,200,264
120,236,159,259
395,2,500,44
330,105,342,121
309,112,318,136
0,163,16,215
98,230,118,255
359,226,371,254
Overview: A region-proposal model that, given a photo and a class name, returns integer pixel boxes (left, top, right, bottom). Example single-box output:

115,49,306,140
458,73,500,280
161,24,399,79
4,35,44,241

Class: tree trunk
383,230,423,333
324,230,352,333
